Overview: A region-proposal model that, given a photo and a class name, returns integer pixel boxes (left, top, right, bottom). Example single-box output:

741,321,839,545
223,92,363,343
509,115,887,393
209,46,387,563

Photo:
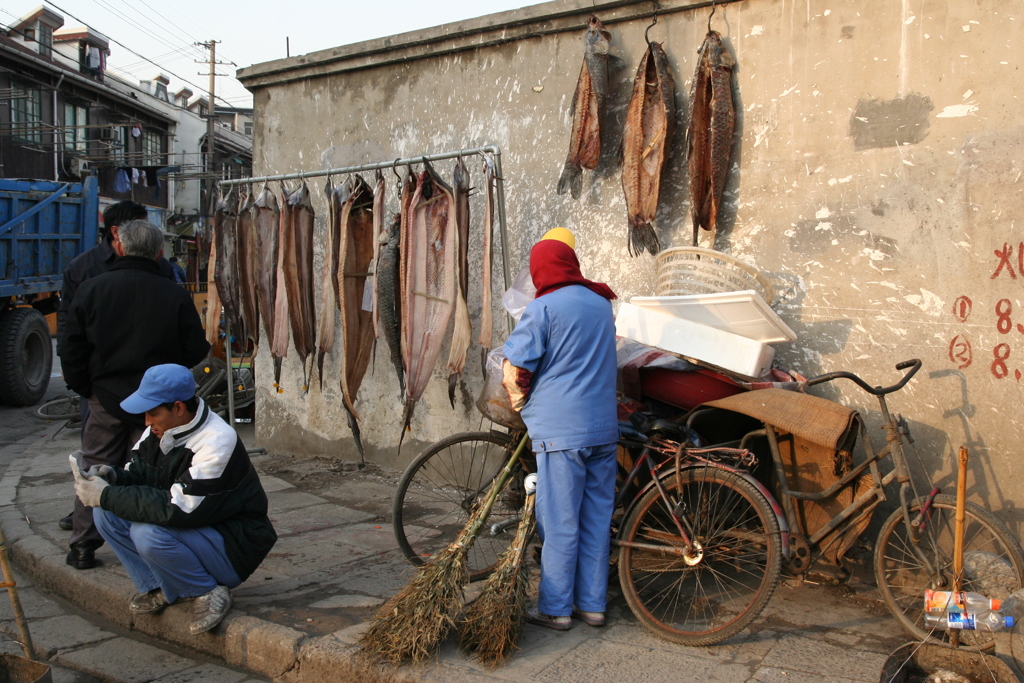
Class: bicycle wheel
393,431,523,581
875,494,1024,646
618,466,782,645
35,395,80,422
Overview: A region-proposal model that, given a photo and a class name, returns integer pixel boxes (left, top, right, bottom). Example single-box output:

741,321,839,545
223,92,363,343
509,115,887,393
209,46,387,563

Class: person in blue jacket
502,228,618,630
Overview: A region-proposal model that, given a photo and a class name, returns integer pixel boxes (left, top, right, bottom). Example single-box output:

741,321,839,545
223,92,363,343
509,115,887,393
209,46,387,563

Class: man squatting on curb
71,364,277,635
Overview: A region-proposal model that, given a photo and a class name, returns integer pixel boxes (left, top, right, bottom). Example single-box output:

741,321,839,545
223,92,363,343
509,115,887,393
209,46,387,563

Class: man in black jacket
60,220,210,570
73,364,275,635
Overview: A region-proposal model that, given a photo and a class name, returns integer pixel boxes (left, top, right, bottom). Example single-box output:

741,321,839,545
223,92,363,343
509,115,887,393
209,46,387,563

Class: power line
112,0,206,53
41,0,240,110
91,0,205,61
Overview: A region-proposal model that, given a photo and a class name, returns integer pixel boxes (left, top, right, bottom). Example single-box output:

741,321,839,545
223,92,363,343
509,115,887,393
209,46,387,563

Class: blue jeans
535,443,617,616
93,507,240,603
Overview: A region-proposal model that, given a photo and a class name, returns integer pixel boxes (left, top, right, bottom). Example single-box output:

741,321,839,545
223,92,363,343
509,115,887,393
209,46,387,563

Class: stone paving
0,417,942,682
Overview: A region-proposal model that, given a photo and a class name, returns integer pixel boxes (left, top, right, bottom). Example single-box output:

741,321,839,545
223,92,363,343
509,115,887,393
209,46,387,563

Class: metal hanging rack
216,144,513,424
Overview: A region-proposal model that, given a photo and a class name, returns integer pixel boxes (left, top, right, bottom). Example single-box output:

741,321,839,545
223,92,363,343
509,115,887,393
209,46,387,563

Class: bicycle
35,393,82,429
392,359,1024,647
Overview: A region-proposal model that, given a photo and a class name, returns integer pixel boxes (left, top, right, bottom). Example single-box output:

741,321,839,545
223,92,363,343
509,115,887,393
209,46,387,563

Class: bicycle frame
610,438,792,561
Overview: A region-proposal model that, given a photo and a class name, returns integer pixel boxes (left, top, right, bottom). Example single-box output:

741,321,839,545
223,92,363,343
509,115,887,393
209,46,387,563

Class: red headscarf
529,239,617,300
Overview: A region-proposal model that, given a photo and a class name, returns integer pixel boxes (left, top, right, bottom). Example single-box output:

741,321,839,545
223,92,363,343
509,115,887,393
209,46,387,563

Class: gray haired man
59,220,210,570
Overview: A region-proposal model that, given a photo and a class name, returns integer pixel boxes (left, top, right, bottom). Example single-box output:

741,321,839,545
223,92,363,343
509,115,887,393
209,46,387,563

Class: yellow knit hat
541,227,576,250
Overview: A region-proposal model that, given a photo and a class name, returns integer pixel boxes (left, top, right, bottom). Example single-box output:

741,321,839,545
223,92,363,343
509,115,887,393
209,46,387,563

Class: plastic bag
476,347,527,430
500,265,535,323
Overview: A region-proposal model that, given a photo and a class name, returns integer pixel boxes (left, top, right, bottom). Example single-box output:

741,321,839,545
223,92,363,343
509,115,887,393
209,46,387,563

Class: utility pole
195,39,221,218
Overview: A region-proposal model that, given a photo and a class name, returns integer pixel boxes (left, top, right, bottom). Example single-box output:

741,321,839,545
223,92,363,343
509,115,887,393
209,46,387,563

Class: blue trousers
93,507,240,603
535,443,617,616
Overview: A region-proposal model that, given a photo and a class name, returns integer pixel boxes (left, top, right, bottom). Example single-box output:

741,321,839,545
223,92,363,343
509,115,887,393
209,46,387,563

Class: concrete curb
0,432,399,683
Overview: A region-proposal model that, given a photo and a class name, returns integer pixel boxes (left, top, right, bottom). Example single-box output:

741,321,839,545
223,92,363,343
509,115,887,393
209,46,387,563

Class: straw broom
360,434,530,664
459,475,537,668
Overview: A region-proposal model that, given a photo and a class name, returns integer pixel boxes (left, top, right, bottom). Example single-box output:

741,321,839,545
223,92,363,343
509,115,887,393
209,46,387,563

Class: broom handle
458,433,530,547
951,445,968,649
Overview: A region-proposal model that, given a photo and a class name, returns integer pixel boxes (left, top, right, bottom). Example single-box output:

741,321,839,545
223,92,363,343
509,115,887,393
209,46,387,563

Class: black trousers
69,396,143,547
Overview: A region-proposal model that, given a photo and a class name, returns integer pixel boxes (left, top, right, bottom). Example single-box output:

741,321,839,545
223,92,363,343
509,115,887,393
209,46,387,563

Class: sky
0,0,531,108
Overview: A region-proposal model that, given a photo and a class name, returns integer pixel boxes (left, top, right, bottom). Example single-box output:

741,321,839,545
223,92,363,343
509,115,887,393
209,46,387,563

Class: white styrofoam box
629,290,797,343
615,302,775,379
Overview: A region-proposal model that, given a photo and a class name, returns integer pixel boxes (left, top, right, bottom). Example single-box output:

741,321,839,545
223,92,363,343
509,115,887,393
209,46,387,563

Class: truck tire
0,308,53,406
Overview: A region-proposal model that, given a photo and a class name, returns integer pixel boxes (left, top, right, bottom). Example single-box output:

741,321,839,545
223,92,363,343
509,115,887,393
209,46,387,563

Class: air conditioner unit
70,158,91,177
98,127,119,141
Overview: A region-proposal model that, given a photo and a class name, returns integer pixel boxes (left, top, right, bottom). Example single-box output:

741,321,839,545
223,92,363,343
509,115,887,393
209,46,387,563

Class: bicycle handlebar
805,359,921,396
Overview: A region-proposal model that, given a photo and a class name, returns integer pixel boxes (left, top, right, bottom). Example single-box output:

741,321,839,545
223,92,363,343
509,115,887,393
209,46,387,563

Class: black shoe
58,513,73,531
66,541,97,570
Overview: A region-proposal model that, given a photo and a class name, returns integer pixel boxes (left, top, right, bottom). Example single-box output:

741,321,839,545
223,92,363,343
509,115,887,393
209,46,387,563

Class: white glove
70,455,107,508
85,465,115,484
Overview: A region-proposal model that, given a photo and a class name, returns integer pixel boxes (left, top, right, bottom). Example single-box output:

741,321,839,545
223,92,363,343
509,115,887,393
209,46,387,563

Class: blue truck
0,177,99,406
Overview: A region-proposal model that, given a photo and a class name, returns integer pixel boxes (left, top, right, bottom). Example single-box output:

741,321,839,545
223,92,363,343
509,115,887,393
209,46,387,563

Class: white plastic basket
655,247,774,305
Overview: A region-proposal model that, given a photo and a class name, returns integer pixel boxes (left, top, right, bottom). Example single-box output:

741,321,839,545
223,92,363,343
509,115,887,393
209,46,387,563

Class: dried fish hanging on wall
205,236,221,349
337,175,376,460
686,13,736,246
235,188,260,345
621,33,675,257
376,211,403,392
315,177,345,386
477,155,496,369
213,191,244,342
276,182,317,391
370,170,386,344
445,157,472,407
252,185,282,385
556,15,611,199
400,162,457,439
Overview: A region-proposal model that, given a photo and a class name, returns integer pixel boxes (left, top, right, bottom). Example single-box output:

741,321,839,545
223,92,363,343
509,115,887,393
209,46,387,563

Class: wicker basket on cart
655,247,774,305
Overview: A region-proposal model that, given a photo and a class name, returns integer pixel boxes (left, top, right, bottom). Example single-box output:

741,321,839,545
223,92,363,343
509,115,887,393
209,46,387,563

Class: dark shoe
189,586,232,635
525,607,571,631
66,541,97,570
58,513,73,531
130,589,169,615
572,608,606,627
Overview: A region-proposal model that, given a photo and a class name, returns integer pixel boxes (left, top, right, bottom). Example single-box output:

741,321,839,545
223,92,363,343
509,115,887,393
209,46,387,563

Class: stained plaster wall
239,0,1024,533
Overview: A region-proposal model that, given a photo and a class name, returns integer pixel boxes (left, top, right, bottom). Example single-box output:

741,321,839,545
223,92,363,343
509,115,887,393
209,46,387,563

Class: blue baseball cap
120,364,196,414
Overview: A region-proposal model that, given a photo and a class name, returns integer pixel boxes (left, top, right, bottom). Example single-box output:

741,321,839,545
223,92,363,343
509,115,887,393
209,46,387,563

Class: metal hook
707,0,716,33
645,2,659,44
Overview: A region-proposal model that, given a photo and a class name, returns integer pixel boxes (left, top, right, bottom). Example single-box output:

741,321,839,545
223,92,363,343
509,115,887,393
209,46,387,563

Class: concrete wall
239,0,1024,532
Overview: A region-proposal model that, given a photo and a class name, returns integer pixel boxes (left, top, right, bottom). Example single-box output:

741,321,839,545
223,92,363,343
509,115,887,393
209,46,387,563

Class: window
243,121,253,136
141,129,165,166
37,25,52,57
10,85,43,144
154,83,168,102
63,103,89,153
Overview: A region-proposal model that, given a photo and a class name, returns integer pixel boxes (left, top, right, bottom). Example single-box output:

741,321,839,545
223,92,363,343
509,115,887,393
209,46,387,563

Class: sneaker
130,589,169,615
525,607,571,631
189,586,232,635
572,609,606,627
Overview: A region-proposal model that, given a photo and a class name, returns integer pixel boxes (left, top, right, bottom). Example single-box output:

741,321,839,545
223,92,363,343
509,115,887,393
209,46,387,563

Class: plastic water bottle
923,590,1001,613
923,611,1014,631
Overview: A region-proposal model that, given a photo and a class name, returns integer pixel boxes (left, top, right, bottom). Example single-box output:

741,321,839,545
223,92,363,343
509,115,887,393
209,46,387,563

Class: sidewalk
0,421,913,682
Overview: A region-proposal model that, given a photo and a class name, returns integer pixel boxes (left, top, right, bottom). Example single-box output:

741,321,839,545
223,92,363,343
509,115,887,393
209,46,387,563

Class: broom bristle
459,497,536,667
359,503,484,664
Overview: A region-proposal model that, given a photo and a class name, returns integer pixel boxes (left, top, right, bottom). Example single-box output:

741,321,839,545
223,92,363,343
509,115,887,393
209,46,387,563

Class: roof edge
237,0,732,90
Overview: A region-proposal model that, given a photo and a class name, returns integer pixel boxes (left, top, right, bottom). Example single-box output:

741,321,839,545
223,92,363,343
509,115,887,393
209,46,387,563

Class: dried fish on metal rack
400,162,456,438
621,39,675,257
445,157,472,407
377,213,403,393
235,188,260,343
278,182,317,390
205,237,221,349
315,178,346,386
557,15,611,199
478,155,496,370
338,175,376,459
213,191,244,341
686,28,736,246
371,170,386,343
253,185,283,384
